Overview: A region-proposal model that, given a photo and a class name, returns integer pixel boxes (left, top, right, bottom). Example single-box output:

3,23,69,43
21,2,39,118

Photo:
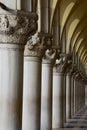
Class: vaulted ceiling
50,0,87,69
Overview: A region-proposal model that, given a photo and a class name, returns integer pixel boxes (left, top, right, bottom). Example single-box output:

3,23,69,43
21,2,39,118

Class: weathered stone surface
53,53,72,73
24,32,52,57
0,3,38,44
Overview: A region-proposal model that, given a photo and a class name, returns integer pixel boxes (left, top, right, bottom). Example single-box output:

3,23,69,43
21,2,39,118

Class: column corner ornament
24,32,53,57
0,2,38,44
42,48,56,64
53,53,72,73
66,63,77,76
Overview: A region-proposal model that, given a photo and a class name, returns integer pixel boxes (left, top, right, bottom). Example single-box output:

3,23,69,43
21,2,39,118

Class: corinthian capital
42,49,56,64
0,3,38,44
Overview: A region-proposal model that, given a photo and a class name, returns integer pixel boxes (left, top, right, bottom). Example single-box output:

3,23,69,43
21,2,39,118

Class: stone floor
53,106,87,130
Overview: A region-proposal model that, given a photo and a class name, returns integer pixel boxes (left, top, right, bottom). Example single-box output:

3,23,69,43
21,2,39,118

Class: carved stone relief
0,3,38,44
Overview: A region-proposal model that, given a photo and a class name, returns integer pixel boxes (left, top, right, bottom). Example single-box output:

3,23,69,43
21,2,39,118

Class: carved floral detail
0,3,38,44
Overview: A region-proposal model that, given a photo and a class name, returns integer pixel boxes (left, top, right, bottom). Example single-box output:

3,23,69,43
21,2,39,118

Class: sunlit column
41,49,56,130
22,33,46,130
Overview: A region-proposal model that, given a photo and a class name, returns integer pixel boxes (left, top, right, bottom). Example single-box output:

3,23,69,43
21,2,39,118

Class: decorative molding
0,44,24,51
0,3,38,45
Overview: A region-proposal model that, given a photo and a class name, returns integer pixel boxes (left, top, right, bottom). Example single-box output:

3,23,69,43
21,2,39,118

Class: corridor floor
54,106,87,130
64,106,87,128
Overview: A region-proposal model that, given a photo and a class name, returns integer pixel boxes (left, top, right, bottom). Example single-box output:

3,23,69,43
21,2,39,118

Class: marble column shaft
41,49,56,130
52,72,64,128
22,56,41,130
71,76,74,117
66,74,71,121
22,33,48,130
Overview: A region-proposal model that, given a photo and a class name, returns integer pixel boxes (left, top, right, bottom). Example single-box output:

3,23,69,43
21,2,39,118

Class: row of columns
0,3,87,130
22,37,87,130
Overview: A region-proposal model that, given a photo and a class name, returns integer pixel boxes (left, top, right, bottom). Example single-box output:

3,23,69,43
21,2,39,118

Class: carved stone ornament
0,3,38,44
75,72,80,79
53,53,72,73
24,33,45,57
42,49,56,64
66,64,77,76
24,32,53,57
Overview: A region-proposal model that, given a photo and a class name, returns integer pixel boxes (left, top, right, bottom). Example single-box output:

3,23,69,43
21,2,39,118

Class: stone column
70,65,77,117
80,77,86,109
66,73,71,122
63,74,66,124
65,64,76,121
73,71,79,115
52,70,64,128
63,55,72,122
79,81,82,109
77,79,79,112
75,74,80,113
52,53,72,128
80,82,82,108
71,76,74,117
73,77,76,115
77,76,82,111
82,80,86,107
0,4,37,130
41,48,56,130
75,78,78,113
22,33,49,130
